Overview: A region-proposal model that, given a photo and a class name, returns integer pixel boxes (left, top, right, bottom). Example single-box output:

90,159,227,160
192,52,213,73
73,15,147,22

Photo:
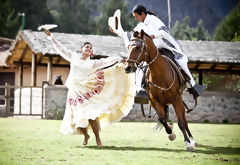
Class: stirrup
134,90,149,104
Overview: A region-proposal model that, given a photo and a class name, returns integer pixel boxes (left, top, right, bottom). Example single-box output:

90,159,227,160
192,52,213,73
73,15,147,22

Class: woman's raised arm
43,28,73,62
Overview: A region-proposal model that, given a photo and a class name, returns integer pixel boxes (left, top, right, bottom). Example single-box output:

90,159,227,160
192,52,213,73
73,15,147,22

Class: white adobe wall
14,88,42,115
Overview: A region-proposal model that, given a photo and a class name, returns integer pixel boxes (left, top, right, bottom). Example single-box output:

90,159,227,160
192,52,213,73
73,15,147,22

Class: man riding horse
109,5,206,98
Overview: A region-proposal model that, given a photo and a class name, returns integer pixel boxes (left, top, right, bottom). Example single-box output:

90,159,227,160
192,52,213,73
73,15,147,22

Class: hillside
127,0,239,35
46,0,239,35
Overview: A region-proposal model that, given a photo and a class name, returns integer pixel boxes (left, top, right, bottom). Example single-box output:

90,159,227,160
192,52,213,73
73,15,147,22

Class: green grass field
0,118,239,165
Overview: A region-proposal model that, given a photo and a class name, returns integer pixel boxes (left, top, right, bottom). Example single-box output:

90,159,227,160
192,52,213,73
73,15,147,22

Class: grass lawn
0,118,240,165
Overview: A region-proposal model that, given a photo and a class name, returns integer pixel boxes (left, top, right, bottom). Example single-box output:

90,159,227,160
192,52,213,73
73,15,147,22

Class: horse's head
125,30,148,74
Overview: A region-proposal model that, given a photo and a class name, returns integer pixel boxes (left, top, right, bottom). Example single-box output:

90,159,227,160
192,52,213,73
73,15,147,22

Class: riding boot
188,84,206,97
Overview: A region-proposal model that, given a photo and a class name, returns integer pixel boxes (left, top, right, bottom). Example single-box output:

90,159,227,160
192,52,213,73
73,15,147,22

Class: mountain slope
126,0,239,34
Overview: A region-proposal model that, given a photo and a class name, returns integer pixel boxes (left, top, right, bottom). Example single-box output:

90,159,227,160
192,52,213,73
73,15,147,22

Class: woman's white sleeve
48,37,73,62
93,56,122,70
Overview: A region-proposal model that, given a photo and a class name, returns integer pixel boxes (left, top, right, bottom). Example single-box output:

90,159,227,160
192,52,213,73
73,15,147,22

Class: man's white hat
108,9,125,37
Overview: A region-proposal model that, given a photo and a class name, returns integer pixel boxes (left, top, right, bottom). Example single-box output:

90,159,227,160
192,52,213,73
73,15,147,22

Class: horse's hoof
194,142,198,147
190,138,198,147
168,133,176,141
191,140,198,147
186,146,195,152
185,141,195,152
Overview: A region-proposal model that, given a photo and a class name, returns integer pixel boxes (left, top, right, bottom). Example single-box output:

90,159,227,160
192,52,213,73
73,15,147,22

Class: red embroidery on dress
68,70,105,106
74,100,77,106
69,98,73,105
77,96,83,104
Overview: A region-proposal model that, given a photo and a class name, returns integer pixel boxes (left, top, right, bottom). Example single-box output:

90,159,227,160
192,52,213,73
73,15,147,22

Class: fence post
5,83,10,117
19,86,22,115
30,87,32,115
41,81,49,119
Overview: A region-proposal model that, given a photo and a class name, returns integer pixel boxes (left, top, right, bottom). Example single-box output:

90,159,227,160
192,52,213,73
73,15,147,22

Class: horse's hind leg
164,105,173,129
173,99,195,151
164,105,169,121
152,102,174,139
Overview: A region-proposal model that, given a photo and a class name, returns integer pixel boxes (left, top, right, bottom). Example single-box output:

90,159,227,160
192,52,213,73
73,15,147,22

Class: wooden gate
0,83,13,117
0,83,44,118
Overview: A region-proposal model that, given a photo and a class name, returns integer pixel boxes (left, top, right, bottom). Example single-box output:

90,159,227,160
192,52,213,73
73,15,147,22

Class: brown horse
125,30,197,151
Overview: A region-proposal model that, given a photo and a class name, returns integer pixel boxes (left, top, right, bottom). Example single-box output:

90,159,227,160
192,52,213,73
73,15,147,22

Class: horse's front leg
183,113,198,147
173,99,195,151
151,101,175,140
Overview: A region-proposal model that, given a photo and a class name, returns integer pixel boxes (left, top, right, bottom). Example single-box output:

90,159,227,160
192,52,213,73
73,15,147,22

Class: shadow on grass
87,145,186,152
195,144,240,155
86,145,240,155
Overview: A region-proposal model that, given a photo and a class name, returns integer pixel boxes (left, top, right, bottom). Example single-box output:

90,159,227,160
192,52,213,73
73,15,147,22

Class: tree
171,16,194,40
171,16,211,41
193,19,211,41
48,0,97,34
10,0,56,32
213,2,240,41
95,0,136,35
232,32,240,41
0,0,20,38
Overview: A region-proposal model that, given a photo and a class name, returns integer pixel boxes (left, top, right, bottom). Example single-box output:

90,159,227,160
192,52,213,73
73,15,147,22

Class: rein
146,58,176,90
128,36,175,91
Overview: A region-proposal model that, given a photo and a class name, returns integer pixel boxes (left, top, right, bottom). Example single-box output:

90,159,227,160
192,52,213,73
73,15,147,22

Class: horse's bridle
127,36,159,68
127,36,176,91
127,38,146,68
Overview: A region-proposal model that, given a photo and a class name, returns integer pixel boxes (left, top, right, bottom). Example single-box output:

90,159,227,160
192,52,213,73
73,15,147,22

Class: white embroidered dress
49,37,136,135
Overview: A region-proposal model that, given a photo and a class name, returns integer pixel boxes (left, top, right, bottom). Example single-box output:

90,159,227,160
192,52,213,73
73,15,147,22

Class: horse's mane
133,31,153,41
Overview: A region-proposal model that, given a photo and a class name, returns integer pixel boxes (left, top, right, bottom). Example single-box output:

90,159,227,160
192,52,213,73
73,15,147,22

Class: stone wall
41,88,240,123
43,85,68,119
0,105,6,117
122,91,240,123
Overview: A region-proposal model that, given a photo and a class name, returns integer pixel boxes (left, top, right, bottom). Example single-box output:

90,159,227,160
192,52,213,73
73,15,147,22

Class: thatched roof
0,37,14,51
4,30,240,73
180,40,240,63
0,51,11,67
0,37,14,67
10,30,127,57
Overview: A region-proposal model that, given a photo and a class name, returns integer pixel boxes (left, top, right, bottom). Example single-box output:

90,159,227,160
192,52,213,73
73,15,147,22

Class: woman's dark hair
132,5,156,16
81,42,92,48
